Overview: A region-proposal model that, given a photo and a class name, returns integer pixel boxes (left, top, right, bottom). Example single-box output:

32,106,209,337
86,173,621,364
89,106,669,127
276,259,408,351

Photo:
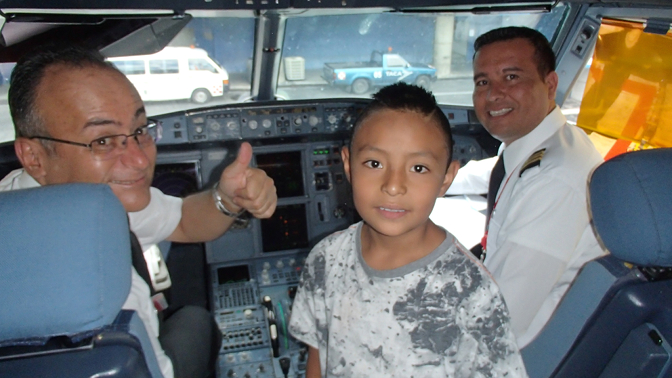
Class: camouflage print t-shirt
289,222,527,378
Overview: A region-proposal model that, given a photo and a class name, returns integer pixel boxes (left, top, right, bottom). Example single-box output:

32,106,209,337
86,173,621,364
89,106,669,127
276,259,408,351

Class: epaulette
519,148,546,177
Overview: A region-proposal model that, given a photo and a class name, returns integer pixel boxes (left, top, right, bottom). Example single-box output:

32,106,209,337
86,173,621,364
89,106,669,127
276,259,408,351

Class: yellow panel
577,19,672,148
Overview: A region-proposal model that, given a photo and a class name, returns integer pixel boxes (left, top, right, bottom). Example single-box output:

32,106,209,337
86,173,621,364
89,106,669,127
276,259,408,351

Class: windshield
116,17,256,124
278,6,568,103
0,16,256,144
0,5,569,144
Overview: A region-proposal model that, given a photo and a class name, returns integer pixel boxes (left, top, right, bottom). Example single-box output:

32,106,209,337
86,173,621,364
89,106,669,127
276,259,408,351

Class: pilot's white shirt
445,155,497,195
447,107,606,348
0,169,182,378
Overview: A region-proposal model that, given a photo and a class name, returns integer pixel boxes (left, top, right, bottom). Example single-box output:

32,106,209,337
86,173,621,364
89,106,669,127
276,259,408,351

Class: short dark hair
9,43,115,140
474,26,556,79
350,82,454,164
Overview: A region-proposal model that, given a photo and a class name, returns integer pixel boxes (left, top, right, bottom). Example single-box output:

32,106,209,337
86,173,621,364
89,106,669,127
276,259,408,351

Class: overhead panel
0,0,554,11
0,0,290,11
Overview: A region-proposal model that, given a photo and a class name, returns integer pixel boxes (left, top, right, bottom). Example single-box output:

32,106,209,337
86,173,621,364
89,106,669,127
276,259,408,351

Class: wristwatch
211,181,245,218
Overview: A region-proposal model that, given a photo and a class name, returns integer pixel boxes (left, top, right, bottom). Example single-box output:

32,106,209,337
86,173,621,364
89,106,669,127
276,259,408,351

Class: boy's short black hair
474,26,556,79
350,82,454,164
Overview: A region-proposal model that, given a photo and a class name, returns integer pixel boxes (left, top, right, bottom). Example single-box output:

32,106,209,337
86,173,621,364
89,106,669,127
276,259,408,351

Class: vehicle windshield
0,4,569,144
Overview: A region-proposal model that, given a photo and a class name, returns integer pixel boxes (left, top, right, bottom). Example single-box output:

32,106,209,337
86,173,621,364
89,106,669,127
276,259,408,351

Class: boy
288,83,526,377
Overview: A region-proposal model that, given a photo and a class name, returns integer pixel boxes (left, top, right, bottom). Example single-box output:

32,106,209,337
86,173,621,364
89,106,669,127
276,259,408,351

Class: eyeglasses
29,120,160,160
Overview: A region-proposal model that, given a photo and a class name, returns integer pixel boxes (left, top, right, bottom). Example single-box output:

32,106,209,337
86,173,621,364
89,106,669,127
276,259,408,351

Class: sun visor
578,18,672,148
0,13,189,62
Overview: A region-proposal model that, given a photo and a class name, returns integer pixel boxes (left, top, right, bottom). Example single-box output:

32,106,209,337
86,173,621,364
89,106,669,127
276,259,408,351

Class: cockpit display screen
256,151,304,198
261,204,309,253
152,162,200,198
217,264,251,284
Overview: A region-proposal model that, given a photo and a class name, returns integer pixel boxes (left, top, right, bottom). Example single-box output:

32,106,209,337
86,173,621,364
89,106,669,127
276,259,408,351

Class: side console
207,140,351,378
211,255,309,378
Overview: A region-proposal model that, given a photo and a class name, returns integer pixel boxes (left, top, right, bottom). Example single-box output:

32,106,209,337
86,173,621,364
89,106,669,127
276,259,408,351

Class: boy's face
342,109,458,239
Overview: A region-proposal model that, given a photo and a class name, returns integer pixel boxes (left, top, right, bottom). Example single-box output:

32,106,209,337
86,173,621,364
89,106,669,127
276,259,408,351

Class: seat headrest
589,148,672,267
0,183,131,341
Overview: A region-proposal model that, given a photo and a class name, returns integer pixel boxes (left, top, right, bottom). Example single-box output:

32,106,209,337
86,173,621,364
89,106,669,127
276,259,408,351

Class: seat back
0,183,163,378
522,148,672,378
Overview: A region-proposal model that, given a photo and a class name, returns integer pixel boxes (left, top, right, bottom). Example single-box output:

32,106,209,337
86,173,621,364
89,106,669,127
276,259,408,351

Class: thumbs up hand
217,142,277,219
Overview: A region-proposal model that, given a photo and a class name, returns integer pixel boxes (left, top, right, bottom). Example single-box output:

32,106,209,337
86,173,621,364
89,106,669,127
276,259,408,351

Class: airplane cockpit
1,0,672,377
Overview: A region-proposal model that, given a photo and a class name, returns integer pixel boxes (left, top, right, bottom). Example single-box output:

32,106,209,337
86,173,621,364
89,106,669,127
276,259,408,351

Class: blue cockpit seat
522,148,672,378
0,183,164,378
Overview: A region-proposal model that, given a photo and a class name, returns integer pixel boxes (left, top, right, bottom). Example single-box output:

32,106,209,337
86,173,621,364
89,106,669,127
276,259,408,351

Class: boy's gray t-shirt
289,222,527,378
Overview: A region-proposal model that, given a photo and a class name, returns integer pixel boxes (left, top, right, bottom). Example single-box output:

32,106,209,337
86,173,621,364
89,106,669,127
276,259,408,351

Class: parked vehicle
322,51,436,94
108,47,229,104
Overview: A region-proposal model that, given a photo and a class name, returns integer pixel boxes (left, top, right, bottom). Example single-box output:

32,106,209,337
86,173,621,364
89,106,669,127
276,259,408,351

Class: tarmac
231,68,472,91
229,68,328,91
0,67,472,101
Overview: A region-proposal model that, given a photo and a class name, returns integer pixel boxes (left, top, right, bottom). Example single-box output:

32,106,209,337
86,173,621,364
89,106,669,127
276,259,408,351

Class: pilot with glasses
0,44,277,378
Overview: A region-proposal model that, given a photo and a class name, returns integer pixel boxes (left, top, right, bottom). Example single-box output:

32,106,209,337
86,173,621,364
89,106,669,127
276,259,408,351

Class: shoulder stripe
519,148,546,177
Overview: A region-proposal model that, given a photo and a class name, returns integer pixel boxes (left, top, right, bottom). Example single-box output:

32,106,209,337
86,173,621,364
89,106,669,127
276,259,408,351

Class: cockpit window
0,16,255,144
0,6,570,144
0,62,15,143
278,4,569,103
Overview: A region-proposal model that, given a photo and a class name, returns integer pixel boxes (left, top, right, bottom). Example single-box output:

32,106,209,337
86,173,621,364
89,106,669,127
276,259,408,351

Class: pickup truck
322,51,437,94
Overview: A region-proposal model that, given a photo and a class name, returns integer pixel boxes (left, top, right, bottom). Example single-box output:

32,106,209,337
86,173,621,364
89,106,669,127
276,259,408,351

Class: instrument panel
149,99,492,378
155,101,358,145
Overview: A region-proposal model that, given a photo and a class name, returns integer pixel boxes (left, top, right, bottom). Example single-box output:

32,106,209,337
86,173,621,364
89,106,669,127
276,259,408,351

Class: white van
108,47,229,104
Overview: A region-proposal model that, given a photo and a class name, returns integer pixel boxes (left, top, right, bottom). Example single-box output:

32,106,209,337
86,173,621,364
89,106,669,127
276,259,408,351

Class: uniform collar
0,168,40,190
500,105,565,174
17,169,40,188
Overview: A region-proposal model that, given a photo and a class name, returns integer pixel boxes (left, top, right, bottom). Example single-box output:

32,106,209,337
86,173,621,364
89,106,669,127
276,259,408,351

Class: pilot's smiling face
472,38,557,146
33,64,156,212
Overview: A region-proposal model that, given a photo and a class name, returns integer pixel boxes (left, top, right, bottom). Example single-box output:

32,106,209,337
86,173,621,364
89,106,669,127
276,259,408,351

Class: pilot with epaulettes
447,26,606,348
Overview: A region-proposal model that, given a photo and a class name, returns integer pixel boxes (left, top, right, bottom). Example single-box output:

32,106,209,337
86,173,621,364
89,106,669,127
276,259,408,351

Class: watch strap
212,182,245,218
